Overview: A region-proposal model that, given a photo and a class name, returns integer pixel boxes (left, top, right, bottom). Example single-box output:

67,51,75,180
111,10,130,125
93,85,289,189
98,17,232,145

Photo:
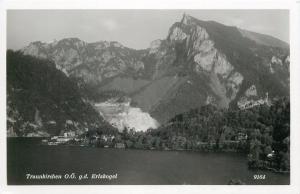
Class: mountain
238,29,289,49
7,50,116,137
20,14,289,128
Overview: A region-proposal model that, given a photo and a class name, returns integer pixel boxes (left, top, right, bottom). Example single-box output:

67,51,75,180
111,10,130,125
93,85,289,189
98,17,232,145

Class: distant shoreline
7,137,290,175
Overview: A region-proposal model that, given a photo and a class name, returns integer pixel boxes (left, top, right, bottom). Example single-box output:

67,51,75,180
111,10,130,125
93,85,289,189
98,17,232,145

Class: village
41,129,250,151
41,131,126,149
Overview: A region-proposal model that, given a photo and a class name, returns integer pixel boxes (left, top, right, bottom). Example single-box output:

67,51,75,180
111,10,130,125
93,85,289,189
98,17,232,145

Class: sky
7,10,289,50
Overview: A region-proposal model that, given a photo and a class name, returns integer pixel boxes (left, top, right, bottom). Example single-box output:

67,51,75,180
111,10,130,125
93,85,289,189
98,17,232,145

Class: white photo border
0,0,299,194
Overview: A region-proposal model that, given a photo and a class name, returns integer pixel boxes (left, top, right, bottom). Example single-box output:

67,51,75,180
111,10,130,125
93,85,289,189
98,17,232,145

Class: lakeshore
7,137,290,185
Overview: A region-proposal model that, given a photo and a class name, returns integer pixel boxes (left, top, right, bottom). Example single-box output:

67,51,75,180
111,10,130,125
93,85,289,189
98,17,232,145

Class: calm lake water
7,138,289,185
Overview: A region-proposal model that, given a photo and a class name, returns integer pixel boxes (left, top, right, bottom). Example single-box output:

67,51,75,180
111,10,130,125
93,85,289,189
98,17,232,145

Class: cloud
101,19,118,31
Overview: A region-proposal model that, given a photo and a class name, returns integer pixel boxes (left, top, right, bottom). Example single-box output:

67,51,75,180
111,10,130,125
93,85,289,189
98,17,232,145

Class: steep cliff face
20,14,289,125
22,38,147,86
146,14,288,122
166,15,245,107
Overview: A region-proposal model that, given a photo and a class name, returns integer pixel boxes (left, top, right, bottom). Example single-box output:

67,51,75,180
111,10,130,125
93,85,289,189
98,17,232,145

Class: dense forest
7,50,115,136
89,97,290,172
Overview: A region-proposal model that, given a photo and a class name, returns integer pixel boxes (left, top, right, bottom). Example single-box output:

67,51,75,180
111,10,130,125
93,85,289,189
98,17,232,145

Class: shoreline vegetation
7,50,290,176
8,97,290,174
7,138,290,186
53,97,289,174
8,134,290,175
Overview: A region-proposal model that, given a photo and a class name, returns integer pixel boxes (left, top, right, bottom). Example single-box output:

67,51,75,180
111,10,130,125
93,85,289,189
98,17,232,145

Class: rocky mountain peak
54,38,86,52
168,15,210,46
181,13,196,25
19,14,290,124
59,37,83,43
92,41,125,49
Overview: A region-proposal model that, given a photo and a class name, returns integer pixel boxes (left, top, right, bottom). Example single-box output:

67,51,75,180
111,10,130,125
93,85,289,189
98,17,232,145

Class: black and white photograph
5,9,291,185
1,1,299,191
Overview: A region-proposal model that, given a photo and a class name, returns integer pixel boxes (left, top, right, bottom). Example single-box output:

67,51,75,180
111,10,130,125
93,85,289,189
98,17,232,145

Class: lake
7,138,289,185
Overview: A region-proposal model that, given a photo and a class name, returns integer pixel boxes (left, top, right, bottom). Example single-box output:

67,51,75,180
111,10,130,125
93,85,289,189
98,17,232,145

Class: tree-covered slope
147,97,290,171
7,50,115,137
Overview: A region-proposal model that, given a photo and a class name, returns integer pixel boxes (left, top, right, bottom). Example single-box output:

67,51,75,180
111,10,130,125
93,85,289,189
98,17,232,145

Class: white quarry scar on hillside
94,100,159,132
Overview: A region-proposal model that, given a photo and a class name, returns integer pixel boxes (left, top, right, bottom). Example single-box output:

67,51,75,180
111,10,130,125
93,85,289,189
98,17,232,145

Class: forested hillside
7,50,116,137
109,98,289,171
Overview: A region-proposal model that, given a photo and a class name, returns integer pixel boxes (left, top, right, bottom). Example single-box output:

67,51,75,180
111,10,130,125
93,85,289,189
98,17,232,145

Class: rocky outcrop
169,26,188,42
22,38,146,86
19,13,290,124
166,15,243,108
194,49,217,72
